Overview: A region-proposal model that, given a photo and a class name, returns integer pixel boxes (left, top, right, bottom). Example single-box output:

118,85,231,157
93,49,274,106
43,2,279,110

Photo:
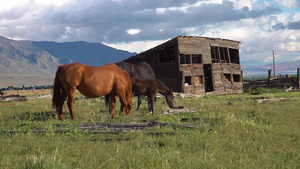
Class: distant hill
0,36,59,75
242,60,300,75
33,41,136,67
2,35,299,77
0,36,135,75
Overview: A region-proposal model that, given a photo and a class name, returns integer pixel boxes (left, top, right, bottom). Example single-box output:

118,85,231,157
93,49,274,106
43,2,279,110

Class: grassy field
0,90,299,168
0,75,54,88
2,89,52,96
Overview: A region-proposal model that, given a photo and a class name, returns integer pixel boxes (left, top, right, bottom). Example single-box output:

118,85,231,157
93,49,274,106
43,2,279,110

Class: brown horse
131,77,184,116
52,62,133,120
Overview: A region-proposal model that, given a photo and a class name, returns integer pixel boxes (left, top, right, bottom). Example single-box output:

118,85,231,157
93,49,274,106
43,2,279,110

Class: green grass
0,91,300,168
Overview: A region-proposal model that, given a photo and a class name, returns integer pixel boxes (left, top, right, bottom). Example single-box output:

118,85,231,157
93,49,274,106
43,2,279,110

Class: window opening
184,76,192,86
180,54,191,64
229,48,240,64
193,75,203,85
210,46,220,63
233,74,241,82
224,74,231,82
192,54,202,64
220,47,229,63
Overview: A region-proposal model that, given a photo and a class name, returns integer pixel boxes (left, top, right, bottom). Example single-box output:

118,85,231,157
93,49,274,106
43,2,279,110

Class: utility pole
273,50,275,78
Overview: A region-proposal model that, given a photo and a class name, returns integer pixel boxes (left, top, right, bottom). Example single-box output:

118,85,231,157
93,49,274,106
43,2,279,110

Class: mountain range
241,60,300,75
0,36,135,75
1,36,299,76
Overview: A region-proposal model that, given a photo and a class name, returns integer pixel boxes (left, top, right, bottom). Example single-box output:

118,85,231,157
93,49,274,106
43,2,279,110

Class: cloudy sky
0,0,299,66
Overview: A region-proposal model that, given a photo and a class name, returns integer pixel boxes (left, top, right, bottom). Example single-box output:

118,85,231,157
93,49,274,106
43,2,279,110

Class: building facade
123,36,243,95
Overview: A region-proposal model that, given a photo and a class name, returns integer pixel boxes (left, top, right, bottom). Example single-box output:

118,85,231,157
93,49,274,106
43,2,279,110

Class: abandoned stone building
123,36,243,95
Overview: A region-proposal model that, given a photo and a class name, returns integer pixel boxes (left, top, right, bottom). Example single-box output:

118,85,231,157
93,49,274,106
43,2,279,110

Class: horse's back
58,63,85,87
116,62,155,79
134,62,155,79
58,62,130,97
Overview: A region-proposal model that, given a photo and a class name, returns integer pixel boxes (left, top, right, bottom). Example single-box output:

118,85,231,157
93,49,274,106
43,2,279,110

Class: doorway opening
204,64,214,92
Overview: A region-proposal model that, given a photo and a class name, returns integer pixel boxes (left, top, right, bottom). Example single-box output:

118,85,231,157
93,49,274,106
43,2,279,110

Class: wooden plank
233,82,243,90
213,74,222,82
194,86,205,95
162,108,196,115
257,98,286,103
223,82,232,89
214,81,224,88
202,54,212,63
183,86,194,94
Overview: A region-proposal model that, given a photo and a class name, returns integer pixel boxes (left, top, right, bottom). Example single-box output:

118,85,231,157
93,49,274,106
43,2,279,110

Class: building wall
124,38,180,91
123,36,243,95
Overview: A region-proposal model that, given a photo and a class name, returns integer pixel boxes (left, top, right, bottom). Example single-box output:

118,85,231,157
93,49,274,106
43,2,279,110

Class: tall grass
0,91,299,168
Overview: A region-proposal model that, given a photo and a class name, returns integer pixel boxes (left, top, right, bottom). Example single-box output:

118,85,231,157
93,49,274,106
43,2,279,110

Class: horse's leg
110,95,117,118
126,92,134,115
149,94,156,116
119,98,123,115
119,94,128,116
136,95,142,111
105,95,112,114
147,96,152,112
66,88,76,120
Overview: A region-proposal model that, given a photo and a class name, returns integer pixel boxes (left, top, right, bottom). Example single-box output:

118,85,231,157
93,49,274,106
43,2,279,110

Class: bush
246,87,279,94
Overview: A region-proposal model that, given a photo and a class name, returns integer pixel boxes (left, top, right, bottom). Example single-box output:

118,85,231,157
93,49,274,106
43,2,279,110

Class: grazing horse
131,77,184,116
52,62,133,120
106,61,156,113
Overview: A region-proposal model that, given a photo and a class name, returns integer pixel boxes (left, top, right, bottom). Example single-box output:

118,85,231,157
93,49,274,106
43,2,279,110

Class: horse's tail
52,65,65,110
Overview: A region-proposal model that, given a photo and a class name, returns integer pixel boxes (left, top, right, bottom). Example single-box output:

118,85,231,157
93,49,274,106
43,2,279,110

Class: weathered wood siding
123,36,242,95
124,38,180,92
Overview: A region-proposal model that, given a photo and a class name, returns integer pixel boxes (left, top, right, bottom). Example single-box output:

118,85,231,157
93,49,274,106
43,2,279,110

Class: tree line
0,85,53,91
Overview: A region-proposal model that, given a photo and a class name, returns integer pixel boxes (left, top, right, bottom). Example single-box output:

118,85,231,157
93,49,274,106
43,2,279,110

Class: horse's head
165,90,184,109
165,90,175,108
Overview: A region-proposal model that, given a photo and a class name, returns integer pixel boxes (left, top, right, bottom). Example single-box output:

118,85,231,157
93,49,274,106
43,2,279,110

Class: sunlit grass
0,91,300,168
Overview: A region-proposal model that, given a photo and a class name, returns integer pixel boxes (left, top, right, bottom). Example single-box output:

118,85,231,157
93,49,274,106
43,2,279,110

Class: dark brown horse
52,62,133,120
106,61,156,113
131,77,183,116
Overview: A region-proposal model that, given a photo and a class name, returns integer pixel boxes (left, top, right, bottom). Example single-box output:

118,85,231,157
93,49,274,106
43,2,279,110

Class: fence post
267,69,272,88
297,68,300,89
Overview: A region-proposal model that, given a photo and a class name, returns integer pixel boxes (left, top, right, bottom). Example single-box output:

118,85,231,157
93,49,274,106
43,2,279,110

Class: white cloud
0,0,29,11
104,39,168,53
0,0,71,12
35,0,71,6
263,55,273,63
126,29,141,35
278,42,300,52
274,0,298,9
156,0,223,14
0,0,299,66
230,0,254,10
